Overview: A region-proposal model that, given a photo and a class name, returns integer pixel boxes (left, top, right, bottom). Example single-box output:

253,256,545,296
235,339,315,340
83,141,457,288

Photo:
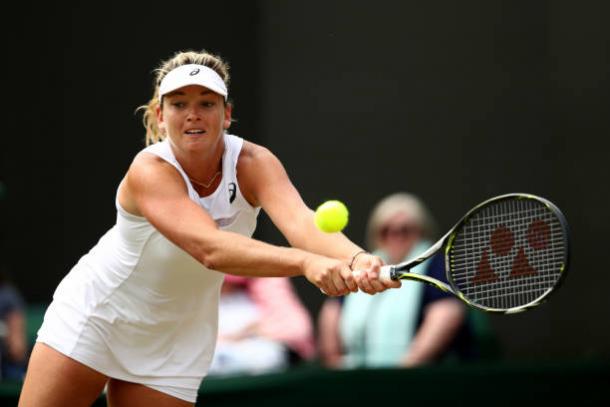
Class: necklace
188,171,221,189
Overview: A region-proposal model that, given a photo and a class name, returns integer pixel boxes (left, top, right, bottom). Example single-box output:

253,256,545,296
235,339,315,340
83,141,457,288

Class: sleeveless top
38,133,260,390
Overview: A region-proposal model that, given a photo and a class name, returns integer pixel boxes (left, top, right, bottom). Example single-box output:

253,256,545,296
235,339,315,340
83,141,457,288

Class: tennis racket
374,193,570,314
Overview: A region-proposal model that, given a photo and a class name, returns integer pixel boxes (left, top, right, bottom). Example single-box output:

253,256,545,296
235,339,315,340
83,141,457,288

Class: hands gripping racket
376,193,570,314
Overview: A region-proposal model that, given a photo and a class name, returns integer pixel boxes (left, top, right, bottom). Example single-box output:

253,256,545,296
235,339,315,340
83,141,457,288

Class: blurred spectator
0,266,27,380
318,192,475,368
209,275,315,376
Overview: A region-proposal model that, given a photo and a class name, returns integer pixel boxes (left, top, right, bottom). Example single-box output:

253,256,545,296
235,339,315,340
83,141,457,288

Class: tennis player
18,50,399,407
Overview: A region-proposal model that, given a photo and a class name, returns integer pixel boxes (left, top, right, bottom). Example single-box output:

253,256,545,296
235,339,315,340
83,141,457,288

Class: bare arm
120,152,356,296
238,143,400,294
401,298,465,367
6,311,27,362
238,143,362,261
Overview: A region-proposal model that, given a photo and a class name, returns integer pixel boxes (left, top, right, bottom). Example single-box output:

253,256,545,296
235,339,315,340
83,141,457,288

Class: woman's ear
223,103,233,130
156,104,166,134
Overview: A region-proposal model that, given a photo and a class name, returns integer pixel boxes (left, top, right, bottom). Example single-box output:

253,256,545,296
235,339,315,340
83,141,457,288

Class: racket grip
352,266,394,283
379,265,394,282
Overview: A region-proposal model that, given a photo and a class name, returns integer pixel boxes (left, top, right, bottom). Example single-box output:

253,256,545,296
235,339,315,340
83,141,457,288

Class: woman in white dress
18,50,398,407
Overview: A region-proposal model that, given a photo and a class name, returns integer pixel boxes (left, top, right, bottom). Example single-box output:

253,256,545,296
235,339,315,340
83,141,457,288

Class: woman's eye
202,101,215,108
172,102,186,108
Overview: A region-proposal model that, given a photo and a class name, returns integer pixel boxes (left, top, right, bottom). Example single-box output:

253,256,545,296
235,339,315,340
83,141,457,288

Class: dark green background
2,0,609,363
2,361,609,405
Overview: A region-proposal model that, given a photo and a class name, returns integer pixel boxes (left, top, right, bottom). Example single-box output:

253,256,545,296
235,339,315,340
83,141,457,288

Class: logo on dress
189,68,200,76
228,182,237,203
216,213,239,227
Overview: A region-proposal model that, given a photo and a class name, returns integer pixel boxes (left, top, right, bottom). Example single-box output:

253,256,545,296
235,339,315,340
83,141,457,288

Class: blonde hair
365,192,437,251
138,50,231,146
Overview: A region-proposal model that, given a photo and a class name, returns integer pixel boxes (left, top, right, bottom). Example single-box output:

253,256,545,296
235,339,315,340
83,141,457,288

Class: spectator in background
318,193,474,368
209,275,315,376
0,266,27,380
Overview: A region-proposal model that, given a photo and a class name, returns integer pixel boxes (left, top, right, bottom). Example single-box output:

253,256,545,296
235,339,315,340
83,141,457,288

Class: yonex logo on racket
382,194,569,313
189,68,200,76
473,219,552,285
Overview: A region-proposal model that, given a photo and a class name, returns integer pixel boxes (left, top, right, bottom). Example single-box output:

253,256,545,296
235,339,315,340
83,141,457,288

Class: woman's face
377,211,422,264
157,84,232,153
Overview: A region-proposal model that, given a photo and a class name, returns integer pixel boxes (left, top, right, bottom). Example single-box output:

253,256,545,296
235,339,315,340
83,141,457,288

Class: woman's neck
170,135,225,183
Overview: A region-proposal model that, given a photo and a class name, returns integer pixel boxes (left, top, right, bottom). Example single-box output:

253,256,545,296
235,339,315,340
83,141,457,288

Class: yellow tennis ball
314,200,349,233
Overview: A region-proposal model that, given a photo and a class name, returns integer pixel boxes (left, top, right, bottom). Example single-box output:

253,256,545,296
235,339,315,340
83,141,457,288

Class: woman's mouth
185,129,206,135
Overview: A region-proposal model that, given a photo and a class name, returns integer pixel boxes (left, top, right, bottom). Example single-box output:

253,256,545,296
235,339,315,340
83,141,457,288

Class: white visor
159,64,228,100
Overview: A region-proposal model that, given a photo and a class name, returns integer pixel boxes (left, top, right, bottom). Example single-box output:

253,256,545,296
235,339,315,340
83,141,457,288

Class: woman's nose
186,107,202,121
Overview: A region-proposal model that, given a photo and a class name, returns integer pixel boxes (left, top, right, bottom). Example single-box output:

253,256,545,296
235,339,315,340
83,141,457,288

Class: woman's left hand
351,253,401,294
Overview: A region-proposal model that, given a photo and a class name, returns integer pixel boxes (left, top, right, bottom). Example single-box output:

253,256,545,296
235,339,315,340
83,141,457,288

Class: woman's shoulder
237,141,283,175
122,149,185,198
236,141,286,207
131,148,174,171
238,140,274,162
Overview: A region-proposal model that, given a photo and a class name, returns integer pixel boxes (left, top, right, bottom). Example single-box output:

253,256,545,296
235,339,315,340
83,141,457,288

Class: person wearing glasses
318,193,473,368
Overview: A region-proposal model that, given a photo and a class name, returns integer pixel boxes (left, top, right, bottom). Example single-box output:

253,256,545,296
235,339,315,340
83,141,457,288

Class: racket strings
448,198,566,310
468,286,555,304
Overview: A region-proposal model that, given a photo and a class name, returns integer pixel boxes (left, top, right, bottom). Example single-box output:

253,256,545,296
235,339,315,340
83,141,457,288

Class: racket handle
321,266,394,295
379,265,394,282
352,266,394,283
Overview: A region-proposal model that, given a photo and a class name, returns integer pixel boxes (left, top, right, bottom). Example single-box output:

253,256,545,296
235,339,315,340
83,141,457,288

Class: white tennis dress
37,134,260,402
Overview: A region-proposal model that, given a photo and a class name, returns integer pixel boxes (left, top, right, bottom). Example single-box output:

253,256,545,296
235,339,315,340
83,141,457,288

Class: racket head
444,193,570,313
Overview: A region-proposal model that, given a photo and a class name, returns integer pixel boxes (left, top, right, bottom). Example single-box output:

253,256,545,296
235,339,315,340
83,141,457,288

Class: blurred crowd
318,193,479,369
0,266,28,381
2,191,496,382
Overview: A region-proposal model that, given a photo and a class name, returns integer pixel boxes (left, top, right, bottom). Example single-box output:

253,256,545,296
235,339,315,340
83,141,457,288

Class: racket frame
382,193,570,314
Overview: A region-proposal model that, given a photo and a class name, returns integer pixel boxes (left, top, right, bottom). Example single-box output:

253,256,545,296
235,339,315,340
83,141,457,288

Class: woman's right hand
303,255,358,296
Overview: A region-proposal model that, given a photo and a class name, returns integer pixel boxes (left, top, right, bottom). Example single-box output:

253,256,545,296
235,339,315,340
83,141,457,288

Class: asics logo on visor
190,68,200,76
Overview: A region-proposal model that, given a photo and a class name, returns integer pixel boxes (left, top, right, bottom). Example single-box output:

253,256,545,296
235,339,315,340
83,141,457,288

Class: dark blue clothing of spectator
416,253,477,362
336,253,477,365
0,284,27,380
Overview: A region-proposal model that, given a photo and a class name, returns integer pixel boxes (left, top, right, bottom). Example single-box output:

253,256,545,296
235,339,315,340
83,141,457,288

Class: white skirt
37,298,206,403
37,197,227,403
